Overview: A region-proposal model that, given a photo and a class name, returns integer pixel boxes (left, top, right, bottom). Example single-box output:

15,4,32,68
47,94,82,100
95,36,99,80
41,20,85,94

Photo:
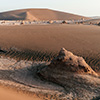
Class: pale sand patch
0,86,41,100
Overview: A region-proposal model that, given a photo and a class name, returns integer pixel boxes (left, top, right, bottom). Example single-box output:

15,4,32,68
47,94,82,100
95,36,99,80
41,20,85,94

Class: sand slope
0,9,89,20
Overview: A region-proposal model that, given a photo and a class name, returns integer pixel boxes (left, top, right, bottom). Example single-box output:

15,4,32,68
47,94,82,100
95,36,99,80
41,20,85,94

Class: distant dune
0,9,90,20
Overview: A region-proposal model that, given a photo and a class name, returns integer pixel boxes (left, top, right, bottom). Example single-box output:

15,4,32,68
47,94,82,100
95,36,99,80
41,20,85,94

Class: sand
0,86,41,100
0,24,100,53
0,9,89,20
0,24,100,71
0,24,100,99
0,55,99,100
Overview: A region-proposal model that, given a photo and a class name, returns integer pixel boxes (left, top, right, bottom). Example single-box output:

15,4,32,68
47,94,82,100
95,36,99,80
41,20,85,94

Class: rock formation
39,48,98,77
38,48,100,99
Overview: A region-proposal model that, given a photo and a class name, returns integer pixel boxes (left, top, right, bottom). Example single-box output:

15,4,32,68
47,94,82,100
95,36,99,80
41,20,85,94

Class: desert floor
0,24,100,68
0,24,100,100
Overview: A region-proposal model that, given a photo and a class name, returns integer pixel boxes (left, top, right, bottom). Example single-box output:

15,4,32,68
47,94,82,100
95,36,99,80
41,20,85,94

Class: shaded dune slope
0,9,89,20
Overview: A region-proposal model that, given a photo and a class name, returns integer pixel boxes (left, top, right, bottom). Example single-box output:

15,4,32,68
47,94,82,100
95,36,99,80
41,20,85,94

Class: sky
0,0,100,17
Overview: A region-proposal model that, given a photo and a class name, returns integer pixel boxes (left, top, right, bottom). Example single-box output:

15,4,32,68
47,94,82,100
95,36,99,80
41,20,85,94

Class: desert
0,8,100,100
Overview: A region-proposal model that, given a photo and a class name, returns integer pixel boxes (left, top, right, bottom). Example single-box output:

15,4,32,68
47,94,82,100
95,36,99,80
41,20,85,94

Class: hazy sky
0,0,100,16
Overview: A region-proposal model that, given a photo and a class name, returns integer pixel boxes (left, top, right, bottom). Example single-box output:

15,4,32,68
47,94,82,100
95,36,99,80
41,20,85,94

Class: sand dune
0,24,100,52
0,9,90,20
0,24,100,70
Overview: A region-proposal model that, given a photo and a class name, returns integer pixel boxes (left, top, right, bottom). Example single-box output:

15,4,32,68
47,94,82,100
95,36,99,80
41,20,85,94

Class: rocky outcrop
38,48,100,99
39,48,98,77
